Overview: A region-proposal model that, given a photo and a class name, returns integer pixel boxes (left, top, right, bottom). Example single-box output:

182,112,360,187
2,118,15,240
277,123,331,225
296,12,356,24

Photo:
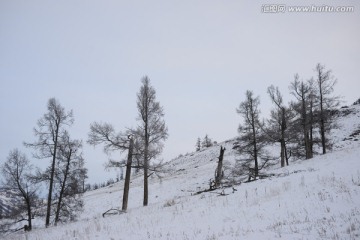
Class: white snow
2,105,360,239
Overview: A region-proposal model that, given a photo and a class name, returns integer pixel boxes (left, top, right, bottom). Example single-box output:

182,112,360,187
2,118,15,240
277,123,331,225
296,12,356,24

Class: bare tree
87,122,133,211
1,149,38,231
236,91,269,180
135,76,168,206
289,75,314,159
267,85,294,167
24,98,73,227
314,63,340,154
54,131,85,225
307,78,317,157
87,122,127,153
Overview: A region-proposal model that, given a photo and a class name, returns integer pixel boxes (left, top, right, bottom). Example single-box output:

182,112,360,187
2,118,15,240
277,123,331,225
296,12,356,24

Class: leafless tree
24,98,73,227
88,122,128,153
1,149,38,231
135,76,168,206
314,63,340,154
289,75,314,159
87,122,133,211
267,85,295,167
235,91,270,180
54,131,85,225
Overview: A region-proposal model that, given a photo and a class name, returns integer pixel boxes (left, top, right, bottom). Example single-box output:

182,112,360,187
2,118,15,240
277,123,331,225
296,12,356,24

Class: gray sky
1,0,359,185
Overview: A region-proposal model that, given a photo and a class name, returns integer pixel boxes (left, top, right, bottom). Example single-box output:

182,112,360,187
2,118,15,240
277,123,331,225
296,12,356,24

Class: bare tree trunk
54,150,72,225
215,146,225,187
122,137,134,211
46,123,60,227
252,124,259,178
143,146,148,206
143,120,149,206
309,97,314,158
319,86,326,154
280,140,285,167
285,144,290,166
26,198,32,231
280,107,286,167
320,117,326,154
304,129,311,159
301,97,312,160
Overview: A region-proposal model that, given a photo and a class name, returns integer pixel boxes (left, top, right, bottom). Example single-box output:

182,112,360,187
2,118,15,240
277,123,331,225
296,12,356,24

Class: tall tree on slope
236,90,267,180
289,75,314,159
54,131,86,225
24,98,73,227
87,122,132,211
314,63,340,154
267,85,294,167
135,76,168,206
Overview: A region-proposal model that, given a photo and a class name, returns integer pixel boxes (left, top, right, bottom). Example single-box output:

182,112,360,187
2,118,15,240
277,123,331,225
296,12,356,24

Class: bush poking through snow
163,199,176,208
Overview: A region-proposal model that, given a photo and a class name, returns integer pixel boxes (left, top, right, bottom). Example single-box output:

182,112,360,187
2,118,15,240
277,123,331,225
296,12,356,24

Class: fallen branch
192,187,218,195
102,208,125,218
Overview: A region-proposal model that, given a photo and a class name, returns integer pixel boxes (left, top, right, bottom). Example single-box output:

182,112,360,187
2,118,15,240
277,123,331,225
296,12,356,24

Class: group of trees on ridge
234,63,340,181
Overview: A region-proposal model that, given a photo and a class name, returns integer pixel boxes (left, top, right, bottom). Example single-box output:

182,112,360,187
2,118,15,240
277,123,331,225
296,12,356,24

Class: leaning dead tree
122,135,134,211
194,146,226,194
214,146,225,188
87,122,134,211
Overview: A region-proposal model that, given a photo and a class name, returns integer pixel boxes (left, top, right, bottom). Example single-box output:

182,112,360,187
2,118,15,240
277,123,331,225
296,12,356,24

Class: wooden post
122,135,134,211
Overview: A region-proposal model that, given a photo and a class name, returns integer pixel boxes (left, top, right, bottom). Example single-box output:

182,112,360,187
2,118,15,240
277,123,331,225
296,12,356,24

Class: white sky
1,0,359,185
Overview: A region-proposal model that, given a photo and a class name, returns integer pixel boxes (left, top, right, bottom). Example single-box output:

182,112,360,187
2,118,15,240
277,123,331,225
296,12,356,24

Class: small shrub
163,199,176,207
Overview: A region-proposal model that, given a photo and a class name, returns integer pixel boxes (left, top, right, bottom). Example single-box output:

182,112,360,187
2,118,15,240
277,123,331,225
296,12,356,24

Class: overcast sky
1,0,359,185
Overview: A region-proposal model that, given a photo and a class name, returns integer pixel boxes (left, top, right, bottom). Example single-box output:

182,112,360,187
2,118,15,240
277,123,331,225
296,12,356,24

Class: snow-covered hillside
3,104,360,239
0,189,23,219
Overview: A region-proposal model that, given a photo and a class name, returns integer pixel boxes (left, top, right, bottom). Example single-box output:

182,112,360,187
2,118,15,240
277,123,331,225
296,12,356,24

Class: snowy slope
0,189,22,218
3,104,360,240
